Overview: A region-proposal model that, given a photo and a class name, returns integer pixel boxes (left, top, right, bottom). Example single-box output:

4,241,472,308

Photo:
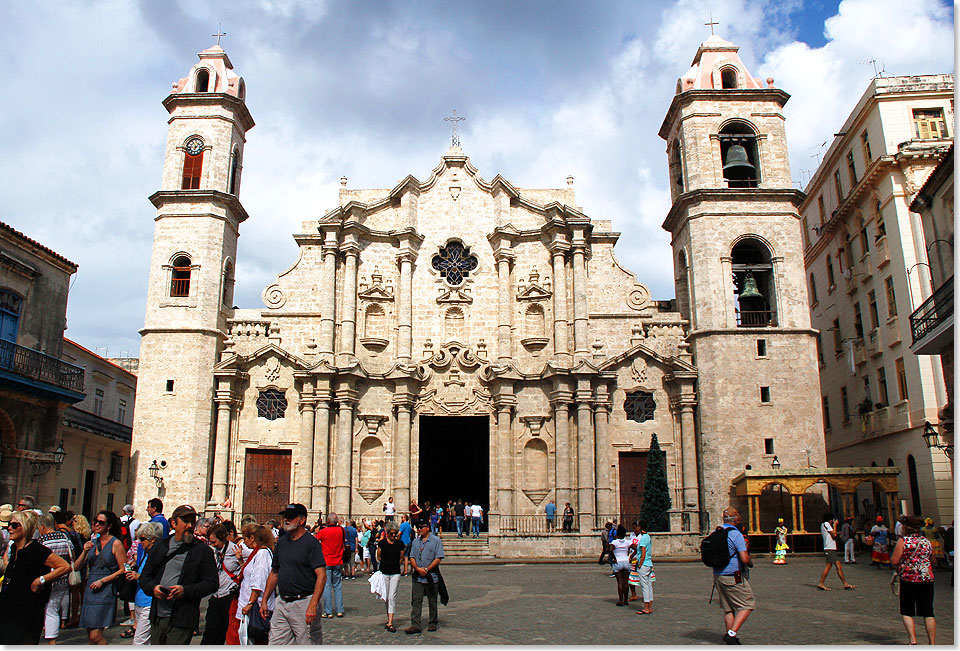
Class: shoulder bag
66,537,82,587
891,537,922,596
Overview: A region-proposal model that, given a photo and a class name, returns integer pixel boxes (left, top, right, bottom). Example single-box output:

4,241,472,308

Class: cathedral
131,35,835,556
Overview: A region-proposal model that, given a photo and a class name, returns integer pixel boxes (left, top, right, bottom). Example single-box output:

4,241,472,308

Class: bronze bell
738,273,763,301
723,144,756,174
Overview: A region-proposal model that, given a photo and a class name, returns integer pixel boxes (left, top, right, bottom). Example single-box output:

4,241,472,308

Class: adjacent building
801,75,953,523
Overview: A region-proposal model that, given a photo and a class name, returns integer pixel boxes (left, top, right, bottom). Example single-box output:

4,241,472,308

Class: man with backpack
701,507,754,645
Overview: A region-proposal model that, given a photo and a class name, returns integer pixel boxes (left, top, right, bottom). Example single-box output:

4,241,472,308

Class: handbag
892,537,922,597
248,599,272,635
66,539,82,587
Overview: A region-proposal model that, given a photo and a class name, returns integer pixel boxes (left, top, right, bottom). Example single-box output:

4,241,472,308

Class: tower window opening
719,122,759,188
228,149,240,194
670,139,684,191
760,386,771,403
720,67,738,89
731,239,775,327
764,438,775,455
196,68,210,92
756,339,767,357
171,255,192,297
181,137,204,189
222,261,235,306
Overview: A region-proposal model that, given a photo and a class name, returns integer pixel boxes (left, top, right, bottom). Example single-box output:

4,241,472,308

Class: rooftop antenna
861,58,886,79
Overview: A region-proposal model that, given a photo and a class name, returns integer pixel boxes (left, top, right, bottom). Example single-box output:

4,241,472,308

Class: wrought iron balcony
0,338,85,394
910,275,953,354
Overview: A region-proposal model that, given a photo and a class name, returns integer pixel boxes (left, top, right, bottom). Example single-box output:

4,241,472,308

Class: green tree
640,433,672,531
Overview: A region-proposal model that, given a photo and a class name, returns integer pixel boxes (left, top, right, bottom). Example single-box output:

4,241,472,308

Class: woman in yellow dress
774,518,788,564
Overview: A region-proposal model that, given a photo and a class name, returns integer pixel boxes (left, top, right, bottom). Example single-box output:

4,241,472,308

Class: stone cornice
149,189,250,225
659,88,790,140
162,92,255,132
662,188,805,234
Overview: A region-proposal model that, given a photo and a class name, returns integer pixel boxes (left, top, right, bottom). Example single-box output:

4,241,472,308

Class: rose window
431,241,478,286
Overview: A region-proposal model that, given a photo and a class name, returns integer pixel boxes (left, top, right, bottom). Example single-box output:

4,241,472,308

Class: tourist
138,504,218,645
471,502,483,537
562,502,575,532
633,520,654,615
75,510,127,644
430,505,440,535
202,523,241,645
146,498,170,539
869,516,890,567
405,521,445,634
224,522,256,644
126,521,162,645
359,522,373,574
316,512,345,618
409,500,424,526
235,524,275,645
377,521,405,632
66,512,91,627
0,510,71,644
712,507,754,645
608,525,632,606
37,513,74,644
453,500,466,538
921,518,945,565
121,504,141,546
370,519,384,571
841,517,856,564
16,494,37,512
261,503,326,644
444,501,454,532
891,515,936,644
817,514,855,590
343,519,359,580
545,499,557,532
627,521,642,601
598,521,615,574
222,519,239,544
383,496,396,522
773,518,789,565
399,514,414,576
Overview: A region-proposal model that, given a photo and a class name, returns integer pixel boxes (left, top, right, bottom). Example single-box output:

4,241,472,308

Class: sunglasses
8,521,21,530
94,519,108,525
16,503,28,508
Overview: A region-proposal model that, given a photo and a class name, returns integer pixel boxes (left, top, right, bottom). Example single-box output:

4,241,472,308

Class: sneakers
404,626,422,634
119,619,135,627
723,633,741,645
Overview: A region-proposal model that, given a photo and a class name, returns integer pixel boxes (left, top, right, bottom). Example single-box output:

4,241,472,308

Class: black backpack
700,526,736,568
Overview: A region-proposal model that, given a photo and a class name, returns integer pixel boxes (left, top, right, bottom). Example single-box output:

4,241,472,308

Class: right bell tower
659,35,826,526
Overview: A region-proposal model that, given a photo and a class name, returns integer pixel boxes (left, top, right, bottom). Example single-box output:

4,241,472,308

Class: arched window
256,389,287,420
0,289,22,344
524,304,545,338
624,391,656,423
719,121,759,188
221,260,235,306
238,79,246,101
732,238,775,326
720,67,738,89
181,137,204,189
195,68,210,92
364,304,386,339
228,148,241,195
907,454,922,515
171,255,192,297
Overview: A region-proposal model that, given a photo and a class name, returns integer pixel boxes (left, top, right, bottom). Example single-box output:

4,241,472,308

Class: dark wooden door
243,449,292,519
618,452,648,525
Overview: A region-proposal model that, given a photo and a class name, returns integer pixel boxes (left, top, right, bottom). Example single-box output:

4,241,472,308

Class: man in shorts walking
713,508,754,645
817,514,856,590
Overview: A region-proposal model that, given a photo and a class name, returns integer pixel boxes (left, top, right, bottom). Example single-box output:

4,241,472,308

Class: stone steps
438,534,492,557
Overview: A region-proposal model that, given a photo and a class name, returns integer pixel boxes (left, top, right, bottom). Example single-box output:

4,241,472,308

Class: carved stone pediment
436,287,473,304
415,342,492,415
516,284,552,301
358,285,394,302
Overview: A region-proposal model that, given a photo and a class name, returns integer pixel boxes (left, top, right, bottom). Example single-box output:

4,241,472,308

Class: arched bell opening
719,121,760,188
731,238,776,327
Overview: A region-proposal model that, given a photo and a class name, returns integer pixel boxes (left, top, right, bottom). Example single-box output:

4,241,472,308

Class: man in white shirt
383,497,397,522
470,503,483,538
817,514,855,590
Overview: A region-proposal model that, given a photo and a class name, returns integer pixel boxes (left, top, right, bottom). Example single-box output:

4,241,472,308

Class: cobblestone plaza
58,557,953,645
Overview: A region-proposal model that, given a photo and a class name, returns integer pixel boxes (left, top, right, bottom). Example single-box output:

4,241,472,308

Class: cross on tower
212,24,227,46
444,109,465,148
704,13,719,35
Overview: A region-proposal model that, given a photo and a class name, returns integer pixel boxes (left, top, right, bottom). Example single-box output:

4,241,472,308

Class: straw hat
0,509,13,528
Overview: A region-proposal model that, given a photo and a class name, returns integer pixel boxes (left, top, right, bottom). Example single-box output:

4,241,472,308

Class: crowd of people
401,498,485,537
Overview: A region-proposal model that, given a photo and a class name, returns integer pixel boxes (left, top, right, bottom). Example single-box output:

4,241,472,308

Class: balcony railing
170,278,190,297
0,339,84,393
910,276,954,345
736,310,777,327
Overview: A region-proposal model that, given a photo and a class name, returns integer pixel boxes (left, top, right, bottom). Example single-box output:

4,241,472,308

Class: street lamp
148,459,167,488
53,442,66,472
771,455,781,470
921,421,953,459
31,442,68,479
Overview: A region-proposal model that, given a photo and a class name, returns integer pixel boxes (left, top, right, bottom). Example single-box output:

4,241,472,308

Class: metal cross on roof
213,24,227,46
444,109,465,148
704,13,719,35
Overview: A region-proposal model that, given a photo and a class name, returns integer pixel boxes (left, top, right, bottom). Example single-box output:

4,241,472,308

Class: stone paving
57,557,953,645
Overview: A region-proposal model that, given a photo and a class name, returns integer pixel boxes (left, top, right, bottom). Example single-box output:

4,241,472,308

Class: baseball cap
48,505,62,513
170,504,199,521
280,503,308,519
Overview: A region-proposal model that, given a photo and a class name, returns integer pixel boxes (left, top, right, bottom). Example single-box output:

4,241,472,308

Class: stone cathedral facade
131,36,827,556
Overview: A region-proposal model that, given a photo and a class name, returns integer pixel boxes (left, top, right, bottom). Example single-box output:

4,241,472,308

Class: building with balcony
909,143,953,460
801,75,953,523
54,340,136,519
0,221,84,503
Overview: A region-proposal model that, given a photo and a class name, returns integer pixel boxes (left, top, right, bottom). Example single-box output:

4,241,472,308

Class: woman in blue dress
74,510,127,644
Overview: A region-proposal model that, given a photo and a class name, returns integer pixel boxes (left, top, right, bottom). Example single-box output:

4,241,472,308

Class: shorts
404,543,412,556
362,547,371,560
714,574,755,614
343,549,355,568
612,560,631,572
899,581,934,618
824,549,838,564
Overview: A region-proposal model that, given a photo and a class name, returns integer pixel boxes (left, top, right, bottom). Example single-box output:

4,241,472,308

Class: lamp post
31,442,67,480
148,459,167,488
771,455,781,470
921,421,953,459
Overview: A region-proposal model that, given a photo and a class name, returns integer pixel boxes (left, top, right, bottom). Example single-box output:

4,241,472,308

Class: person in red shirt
315,513,345,617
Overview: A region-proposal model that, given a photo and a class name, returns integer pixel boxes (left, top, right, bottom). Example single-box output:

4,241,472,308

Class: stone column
570,235,590,360
333,382,357,514
397,252,415,363
593,383,615,517
210,396,234,504
319,230,339,358
551,388,573,509
393,390,414,510
549,242,571,365
495,252,515,362
576,382,595,521
338,239,360,361
296,376,316,507
678,399,700,513
312,386,332,512
495,397,516,522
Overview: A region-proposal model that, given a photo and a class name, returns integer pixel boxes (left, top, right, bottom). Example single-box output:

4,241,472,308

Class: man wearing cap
261,503,326,645
121,505,141,546
405,521,445,634
139,505,218,644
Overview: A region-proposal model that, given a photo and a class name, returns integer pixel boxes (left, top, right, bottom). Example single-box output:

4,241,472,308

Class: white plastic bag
238,613,249,645
368,570,387,601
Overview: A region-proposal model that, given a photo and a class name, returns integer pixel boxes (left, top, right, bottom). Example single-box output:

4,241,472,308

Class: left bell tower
131,44,255,512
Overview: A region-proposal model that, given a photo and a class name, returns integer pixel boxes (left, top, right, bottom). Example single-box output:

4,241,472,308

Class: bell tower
131,43,255,512
659,35,825,525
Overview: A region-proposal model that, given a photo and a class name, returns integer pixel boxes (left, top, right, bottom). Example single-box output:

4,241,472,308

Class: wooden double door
618,452,648,525
243,449,292,519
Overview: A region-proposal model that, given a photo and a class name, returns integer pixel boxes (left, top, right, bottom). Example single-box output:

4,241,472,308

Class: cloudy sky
0,0,953,358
